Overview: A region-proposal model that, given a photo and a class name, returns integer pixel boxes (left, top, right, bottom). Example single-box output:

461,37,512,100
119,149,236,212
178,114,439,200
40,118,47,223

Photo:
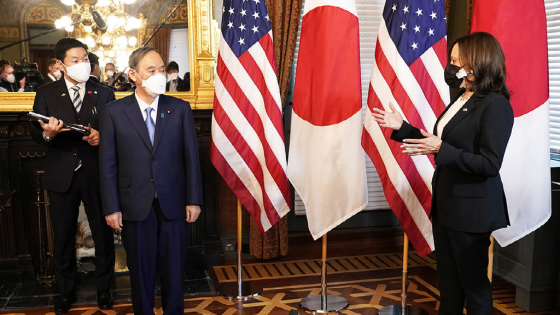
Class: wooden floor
0,227,556,315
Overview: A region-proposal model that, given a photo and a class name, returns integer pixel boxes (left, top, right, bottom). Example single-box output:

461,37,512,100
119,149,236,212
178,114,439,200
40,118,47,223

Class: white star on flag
411,42,418,50
392,4,397,11
414,25,420,32
430,12,437,19
428,28,434,36
251,25,259,33
252,12,260,19
229,7,234,14
403,6,409,13
227,21,233,28
400,22,407,31
416,8,422,16
238,37,245,45
240,9,247,16
239,23,246,31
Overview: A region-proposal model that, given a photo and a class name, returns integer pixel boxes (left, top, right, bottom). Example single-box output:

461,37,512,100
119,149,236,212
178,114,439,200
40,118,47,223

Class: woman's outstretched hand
372,102,404,130
402,129,442,156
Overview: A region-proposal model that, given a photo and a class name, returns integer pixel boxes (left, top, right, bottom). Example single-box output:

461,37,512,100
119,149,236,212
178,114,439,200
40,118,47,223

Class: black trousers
432,218,493,315
121,199,187,315
48,168,115,296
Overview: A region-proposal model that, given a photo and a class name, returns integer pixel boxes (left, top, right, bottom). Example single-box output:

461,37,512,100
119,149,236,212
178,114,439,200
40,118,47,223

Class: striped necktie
71,85,82,113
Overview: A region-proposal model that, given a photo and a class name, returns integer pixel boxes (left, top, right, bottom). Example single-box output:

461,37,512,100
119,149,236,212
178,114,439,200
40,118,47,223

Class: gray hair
128,47,159,71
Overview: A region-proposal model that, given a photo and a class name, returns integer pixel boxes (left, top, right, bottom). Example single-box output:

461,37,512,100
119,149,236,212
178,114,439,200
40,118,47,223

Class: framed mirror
0,0,219,111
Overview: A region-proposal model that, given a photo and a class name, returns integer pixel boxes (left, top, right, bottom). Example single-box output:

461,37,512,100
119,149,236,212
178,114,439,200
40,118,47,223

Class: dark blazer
89,75,101,85
391,91,514,233
41,74,56,86
0,80,17,92
166,77,189,92
31,79,116,192
99,93,203,221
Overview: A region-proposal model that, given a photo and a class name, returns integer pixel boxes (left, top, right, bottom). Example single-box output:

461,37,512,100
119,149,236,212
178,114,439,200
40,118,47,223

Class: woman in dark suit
373,32,514,314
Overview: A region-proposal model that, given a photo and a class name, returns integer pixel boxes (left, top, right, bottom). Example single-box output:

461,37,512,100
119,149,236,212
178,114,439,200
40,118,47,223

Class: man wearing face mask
103,62,116,86
0,64,17,92
88,52,102,84
165,61,188,92
100,47,202,315
30,38,116,314
42,58,62,85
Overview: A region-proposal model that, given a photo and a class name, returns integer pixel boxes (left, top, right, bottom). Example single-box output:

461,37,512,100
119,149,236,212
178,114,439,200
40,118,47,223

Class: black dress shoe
54,294,76,314
97,290,114,310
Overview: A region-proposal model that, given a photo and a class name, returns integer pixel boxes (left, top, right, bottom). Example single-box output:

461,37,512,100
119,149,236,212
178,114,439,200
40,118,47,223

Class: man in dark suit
42,58,62,86
88,52,102,85
165,61,188,92
0,64,17,92
100,47,202,315
31,38,116,314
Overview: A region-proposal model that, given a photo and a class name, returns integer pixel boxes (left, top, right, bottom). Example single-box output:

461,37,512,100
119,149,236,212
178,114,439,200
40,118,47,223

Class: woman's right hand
372,102,404,130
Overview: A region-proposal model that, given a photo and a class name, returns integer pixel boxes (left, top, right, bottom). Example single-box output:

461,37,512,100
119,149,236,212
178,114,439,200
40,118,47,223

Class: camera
12,57,44,92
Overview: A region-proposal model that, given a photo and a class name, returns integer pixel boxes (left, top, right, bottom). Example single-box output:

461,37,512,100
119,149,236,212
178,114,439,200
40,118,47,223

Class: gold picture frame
0,0,218,112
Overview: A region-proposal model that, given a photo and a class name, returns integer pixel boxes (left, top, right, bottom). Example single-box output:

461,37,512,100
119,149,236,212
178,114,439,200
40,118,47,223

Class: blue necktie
145,107,155,144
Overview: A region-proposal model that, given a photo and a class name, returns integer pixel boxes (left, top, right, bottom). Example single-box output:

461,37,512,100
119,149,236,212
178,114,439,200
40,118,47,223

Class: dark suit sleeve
390,121,425,142
435,97,514,177
31,88,49,146
99,107,121,215
183,102,203,205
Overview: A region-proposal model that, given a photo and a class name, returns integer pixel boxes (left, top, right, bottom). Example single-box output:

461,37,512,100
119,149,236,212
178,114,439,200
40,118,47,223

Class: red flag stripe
409,59,447,117
368,87,433,214
374,39,429,133
213,97,279,219
362,127,433,256
217,55,291,207
210,136,265,234
239,44,284,141
431,36,448,69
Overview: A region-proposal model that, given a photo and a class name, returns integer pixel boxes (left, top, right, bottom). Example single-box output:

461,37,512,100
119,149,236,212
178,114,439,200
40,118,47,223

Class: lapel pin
463,108,468,111
61,93,66,97
88,91,92,94
167,110,170,114
94,91,98,94
161,113,164,118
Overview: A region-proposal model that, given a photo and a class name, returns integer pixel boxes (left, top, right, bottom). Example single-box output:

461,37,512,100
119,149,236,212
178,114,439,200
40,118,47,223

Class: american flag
210,0,291,233
362,0,450,256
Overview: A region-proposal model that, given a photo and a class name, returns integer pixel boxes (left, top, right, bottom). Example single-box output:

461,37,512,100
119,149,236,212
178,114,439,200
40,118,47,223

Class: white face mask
61,61,91,83
456,68,472,79
134,71,167,97
169,73,178,80
5,74,15,83
106,70,114,78
53,70,62,80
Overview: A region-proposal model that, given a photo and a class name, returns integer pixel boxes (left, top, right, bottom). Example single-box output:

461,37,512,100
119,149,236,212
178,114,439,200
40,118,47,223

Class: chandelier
55,0,147,70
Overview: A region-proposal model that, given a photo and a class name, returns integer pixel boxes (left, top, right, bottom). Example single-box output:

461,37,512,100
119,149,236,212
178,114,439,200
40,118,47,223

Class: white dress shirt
135,92,159,125
436,95,471,138
64,76,86,104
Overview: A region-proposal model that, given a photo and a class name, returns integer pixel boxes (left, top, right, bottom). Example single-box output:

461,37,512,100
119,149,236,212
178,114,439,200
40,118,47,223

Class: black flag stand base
299,234,349,313
219,199,263,301
377,305,430,315
377,233,430,315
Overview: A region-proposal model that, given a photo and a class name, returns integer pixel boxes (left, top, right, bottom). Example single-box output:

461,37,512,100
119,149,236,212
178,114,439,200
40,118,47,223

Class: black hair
54,38,88,63
88,52,100,66
166,61,179,72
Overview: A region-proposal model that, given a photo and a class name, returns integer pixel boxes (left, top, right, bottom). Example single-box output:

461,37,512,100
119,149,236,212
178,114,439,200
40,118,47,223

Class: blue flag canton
221,0,273,58
383,0,447,66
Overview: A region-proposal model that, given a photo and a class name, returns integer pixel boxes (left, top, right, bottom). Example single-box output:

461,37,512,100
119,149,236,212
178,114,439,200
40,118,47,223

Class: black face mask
444,63,464,89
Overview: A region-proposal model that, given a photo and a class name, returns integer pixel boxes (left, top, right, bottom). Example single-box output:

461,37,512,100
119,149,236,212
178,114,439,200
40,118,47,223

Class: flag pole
220,199,262,300
488,235,494,282
377,233,429,315
299,233,349,313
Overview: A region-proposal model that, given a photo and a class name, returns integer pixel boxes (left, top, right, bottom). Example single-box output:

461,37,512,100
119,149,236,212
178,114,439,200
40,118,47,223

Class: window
546,0,560,151
169,28,190,78
292,0,389,215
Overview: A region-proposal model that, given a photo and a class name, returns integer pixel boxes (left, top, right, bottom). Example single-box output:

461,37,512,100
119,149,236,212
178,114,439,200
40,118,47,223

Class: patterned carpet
0,253,555,315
